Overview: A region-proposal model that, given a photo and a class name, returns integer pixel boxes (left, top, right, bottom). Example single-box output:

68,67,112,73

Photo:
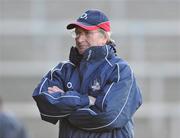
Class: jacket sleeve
68,63,142,131
32,62,89,124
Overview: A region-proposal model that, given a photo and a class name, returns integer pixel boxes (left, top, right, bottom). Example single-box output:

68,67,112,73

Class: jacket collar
69,44,116,66
82,45,115,61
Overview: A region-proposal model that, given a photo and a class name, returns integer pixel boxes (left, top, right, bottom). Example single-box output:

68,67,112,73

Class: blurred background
0,0,179,138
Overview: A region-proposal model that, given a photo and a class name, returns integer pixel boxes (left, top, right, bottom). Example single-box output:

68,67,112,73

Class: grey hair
98,29,115,44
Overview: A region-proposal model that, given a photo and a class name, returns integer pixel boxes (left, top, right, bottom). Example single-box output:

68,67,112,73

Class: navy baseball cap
66,9,110,32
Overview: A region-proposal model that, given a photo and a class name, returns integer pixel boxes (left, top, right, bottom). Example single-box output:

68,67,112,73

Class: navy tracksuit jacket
33,44,142,138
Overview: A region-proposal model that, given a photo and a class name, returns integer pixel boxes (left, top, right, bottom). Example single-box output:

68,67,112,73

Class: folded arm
68,64,142,131
32,62,90,124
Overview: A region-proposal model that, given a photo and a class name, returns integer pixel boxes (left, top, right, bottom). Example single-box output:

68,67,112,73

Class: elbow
105,110,131,129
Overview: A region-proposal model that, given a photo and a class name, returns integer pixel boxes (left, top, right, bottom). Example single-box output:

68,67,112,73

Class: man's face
74,27,108,54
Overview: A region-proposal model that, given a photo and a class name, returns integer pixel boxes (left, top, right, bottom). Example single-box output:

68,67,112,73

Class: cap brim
66,22,99,31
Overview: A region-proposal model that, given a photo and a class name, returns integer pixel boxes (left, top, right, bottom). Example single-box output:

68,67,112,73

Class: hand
88,96,96,106
48,86,64,94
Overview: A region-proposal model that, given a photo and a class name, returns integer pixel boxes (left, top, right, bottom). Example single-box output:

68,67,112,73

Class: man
0,97,28,138
33,9,142,138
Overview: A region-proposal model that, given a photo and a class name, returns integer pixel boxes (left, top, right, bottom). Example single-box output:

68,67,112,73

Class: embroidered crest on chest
91,79,101,91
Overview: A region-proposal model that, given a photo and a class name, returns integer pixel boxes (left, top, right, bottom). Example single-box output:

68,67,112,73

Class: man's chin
78,49,85,55
76,46,89,54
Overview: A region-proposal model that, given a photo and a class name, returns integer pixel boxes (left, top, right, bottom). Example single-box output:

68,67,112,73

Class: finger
48,90,54,94
48,86,64,93
48,87,54,91
48,86,59,92
52,86,64,92
48,87,58,93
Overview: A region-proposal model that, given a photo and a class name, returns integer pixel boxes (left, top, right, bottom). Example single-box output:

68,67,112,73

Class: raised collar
82,45,115,61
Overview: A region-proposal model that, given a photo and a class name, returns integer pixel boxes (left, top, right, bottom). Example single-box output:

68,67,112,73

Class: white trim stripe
105,45,113,67
78,108,97,115
51,65,64,81
38,61,80,103
101,63,120,110
101,83,114,110
82,69,134,130
50,61,75,80
105,58,112,66
116,63,120,82
65,60,75,66
41,112,70,118
39,78,48,94
41,92,80,100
